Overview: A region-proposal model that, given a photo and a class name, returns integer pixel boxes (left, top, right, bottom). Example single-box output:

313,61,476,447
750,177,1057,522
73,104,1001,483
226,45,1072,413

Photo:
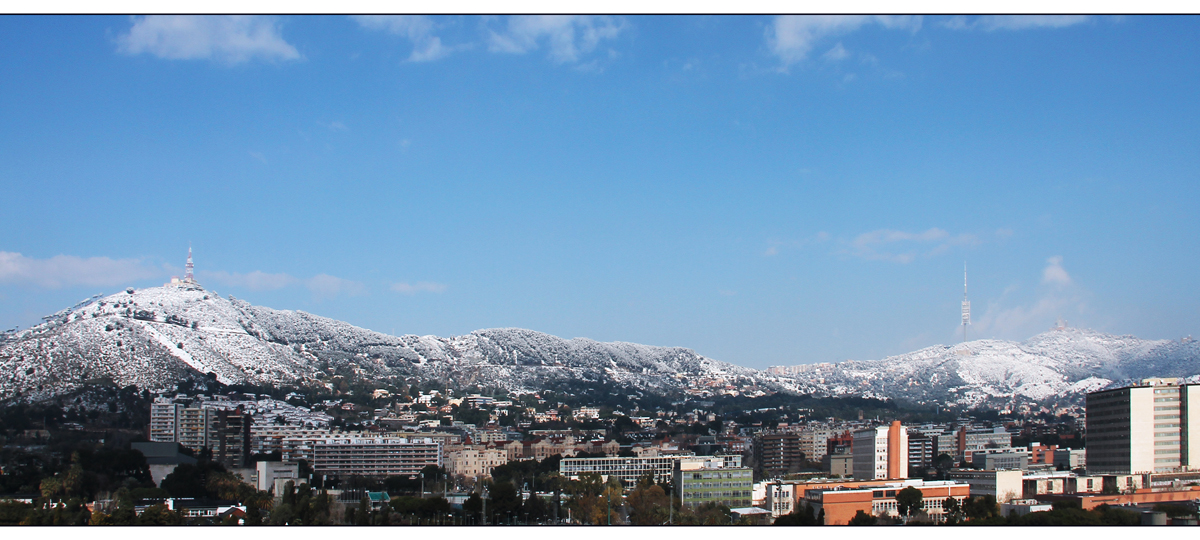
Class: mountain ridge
2,283,1198,410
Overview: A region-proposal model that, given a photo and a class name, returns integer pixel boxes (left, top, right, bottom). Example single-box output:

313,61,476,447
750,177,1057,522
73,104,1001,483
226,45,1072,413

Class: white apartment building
1087,378,1199,474
149,397,185,443
852,422,907,480
559,455,696,488
308,437,442,478
251,425,333,455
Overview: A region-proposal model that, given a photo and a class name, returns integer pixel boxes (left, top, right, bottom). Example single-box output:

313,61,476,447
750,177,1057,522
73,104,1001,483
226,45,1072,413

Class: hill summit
2,283,1197,410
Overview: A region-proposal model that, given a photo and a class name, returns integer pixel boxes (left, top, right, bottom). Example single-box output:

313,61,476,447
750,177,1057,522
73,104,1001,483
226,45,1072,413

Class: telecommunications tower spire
185,244,194,283
961,263,970,343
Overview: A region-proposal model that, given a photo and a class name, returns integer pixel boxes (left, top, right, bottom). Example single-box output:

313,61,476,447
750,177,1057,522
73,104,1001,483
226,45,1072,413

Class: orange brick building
802,479,970,525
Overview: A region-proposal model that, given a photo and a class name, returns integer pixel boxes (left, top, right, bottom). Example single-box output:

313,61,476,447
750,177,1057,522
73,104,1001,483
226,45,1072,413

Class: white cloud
848,228,979,263
972,259,1089,341
766,15,921,68
975,293,1080,340
391,281,447,295
200,270,298,291
823,42,850,62
0,251,162,289
352,15,458,62
117,15,302,64
943,15,1091,32
487,16,626,64
306,274,366,300
1042,256,1072,285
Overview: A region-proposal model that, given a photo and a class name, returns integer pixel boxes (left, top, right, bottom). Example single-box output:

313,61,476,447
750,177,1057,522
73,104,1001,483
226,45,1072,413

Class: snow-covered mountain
2,282,1197,410
0,283,767,402
779,329,1200,410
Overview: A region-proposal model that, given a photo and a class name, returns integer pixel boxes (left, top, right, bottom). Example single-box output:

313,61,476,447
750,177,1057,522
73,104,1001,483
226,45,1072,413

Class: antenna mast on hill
185,244,195,283
961,263,971,343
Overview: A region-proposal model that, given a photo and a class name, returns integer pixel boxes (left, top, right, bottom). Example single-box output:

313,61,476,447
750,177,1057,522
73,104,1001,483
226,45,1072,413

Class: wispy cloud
848,228,978,263
823,42,850,62
319,120,348,132
306,274,366,300
943,15,1091,32
116,15,302,64
764,231,830,256
203,269,365,300
973,257,1088,340
487,15,626,64
390,281,447,295
765,15,921,69
0,251,163,289
352,15,460,62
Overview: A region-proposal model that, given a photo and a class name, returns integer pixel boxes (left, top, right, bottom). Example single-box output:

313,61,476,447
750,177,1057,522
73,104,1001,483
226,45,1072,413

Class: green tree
963,495,999,521
773,503,819,525
626,483,669,525
462,493,483,524
895,486,924,522
487,480,522,524
0,501,31,525
356,496,370,525
136,503,182,525
848,510,877,525
942,496,963,524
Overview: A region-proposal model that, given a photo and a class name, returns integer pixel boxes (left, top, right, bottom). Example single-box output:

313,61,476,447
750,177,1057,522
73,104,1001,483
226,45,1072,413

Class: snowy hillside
781,328,1200,410
2,282,1197,410
0,283,769,401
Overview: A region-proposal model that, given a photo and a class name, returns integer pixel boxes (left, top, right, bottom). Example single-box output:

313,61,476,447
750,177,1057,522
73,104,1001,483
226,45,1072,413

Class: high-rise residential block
1086,378,1199,474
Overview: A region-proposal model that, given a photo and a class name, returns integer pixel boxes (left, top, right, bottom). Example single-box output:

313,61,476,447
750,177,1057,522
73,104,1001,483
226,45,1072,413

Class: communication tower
184,245,195,283
961,263,971,343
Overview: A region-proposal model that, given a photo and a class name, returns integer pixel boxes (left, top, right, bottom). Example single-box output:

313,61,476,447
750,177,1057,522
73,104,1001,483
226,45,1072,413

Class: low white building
948,469,1024,503
1000,498,1053,517
255,461,301,493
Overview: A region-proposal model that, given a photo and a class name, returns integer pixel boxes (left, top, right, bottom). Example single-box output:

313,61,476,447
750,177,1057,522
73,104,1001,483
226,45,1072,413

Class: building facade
802,479,969,525
673,457,754,510
559,455,687,488
1087,378,1199,474
445,446,509,479
948,469,1024,503
959,426,1013,463
755,433,804,478
307,437,442,478
852,421,907,480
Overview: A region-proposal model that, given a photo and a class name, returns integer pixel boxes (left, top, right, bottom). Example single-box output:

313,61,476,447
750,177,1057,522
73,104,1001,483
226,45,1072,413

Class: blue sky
2,15,1198,368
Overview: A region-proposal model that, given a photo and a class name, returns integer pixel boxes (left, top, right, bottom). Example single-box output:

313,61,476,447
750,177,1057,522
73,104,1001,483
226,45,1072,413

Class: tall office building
1086,378,1199,474
852,421,908,480
754,433,805,478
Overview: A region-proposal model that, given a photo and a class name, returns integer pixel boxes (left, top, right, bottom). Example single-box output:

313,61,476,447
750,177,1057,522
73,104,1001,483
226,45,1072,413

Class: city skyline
3,15,1199,369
